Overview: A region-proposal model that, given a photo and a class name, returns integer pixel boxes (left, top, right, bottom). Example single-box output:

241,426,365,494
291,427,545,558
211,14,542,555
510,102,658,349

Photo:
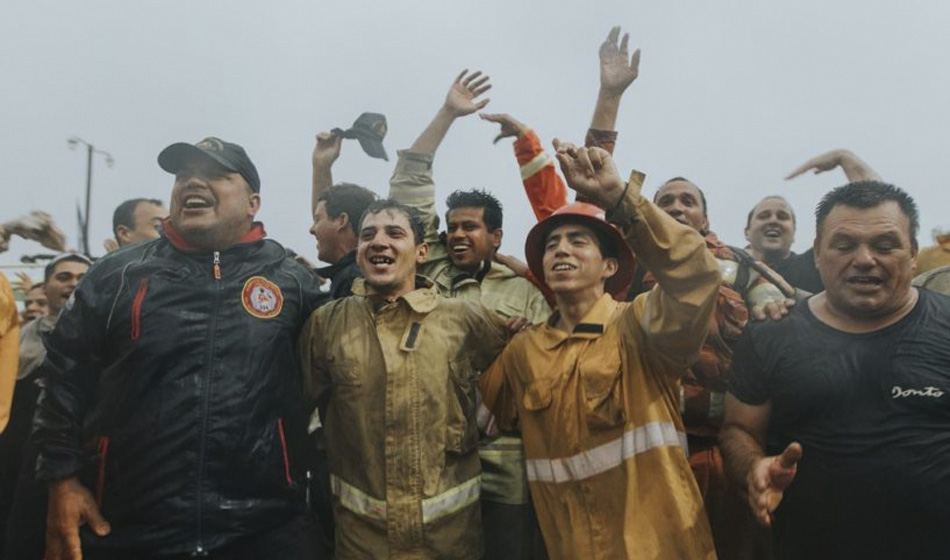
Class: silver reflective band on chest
526,421,688,483
330,474,482,524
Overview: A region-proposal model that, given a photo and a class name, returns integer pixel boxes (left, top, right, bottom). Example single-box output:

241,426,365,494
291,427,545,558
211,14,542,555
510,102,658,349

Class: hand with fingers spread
552,139,625,209
312,131,343,170
45,477,111,560
479,113,528,144
443,69,492,118
786,149,881,182
599,26,641,96
747,442,802,527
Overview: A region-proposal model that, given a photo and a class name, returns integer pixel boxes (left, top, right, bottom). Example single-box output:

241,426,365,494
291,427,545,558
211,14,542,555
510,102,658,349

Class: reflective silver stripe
525,422,687,483
330,474,481,524
330,474,387,521
421,475,481,523
520,152,553,180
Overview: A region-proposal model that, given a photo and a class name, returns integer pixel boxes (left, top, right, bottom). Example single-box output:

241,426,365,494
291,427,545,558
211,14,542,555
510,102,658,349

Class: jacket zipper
95,436,110,507
277,418,292,486
130,277,149,341
194,251,222,557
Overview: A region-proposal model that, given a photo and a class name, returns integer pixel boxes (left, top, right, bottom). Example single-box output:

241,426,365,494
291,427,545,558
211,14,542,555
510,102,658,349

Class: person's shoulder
918,286,950,314
742,298,814,341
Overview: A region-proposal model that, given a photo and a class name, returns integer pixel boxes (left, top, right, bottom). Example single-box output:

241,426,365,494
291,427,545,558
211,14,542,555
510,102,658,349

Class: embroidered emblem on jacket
242,276,283,319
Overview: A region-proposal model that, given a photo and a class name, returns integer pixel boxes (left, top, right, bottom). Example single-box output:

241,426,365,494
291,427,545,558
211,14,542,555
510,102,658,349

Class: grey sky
2,0,948,275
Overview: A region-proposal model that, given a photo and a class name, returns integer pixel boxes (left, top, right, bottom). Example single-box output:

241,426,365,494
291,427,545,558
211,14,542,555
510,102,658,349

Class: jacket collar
161,218,267,253
540,292,618,349
351,275,440,314
315,250,356,282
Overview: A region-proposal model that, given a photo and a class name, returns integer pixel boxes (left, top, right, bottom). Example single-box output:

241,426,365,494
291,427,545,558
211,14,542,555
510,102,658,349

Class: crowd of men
1,25,950,560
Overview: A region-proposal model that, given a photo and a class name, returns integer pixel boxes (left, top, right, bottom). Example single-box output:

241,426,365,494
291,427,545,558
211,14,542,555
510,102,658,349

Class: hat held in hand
332,112,389,161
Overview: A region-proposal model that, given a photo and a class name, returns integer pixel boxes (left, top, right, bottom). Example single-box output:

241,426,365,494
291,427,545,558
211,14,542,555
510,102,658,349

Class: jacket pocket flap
523,382,553,411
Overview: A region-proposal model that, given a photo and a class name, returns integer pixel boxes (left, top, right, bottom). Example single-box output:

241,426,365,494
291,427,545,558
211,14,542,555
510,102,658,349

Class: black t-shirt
771,248,824,294
730,289,950,560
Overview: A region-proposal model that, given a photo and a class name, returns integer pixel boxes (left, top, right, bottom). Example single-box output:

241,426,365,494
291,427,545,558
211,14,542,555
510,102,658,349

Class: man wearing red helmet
480,142,721,559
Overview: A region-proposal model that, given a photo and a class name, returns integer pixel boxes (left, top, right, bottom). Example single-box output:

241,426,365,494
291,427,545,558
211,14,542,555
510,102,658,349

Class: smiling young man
298,199,511,559
32,137,326,560
388,70,551,559
722,182,950,559
480,142,720,560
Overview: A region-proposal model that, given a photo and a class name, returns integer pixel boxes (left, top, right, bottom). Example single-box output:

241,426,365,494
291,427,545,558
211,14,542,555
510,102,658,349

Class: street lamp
67,136,114,256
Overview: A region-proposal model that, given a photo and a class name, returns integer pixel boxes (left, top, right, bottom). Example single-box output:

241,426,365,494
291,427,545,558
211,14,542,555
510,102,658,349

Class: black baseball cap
332,112,389,161
158,137,261,193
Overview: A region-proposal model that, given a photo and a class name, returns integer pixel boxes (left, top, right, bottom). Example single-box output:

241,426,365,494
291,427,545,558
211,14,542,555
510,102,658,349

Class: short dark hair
112,198,164,237
44,253,93,282
815,181,919,247
654,177,708,219
445,189,503,231
360,199,426,245
746,196,797,229
317,183,377,236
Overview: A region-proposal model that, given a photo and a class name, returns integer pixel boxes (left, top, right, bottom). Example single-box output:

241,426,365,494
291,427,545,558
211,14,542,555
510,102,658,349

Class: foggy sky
3,0,948,276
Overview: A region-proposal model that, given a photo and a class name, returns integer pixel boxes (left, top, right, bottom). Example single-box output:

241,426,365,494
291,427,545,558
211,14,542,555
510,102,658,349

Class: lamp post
67,136,114,256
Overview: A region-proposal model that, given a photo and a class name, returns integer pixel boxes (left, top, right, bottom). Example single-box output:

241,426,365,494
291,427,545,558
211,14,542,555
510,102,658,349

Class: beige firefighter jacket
299,278,509,559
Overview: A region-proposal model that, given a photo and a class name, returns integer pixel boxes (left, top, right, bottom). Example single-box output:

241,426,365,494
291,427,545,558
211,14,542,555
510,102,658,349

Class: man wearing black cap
34,137,326,560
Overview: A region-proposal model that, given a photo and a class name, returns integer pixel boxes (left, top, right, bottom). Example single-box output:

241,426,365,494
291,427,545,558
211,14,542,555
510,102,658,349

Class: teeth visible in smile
452,245,469,253
370,256,394,265
553,263,575,271
764,229,781,238
184,196,211,209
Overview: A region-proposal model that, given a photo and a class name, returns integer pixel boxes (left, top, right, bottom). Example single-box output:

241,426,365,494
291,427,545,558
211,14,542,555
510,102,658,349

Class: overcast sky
3,0,949,276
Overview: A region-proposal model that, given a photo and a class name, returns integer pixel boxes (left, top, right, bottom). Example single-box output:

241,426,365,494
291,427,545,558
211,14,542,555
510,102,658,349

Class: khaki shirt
481,189,721,560
390,149,551,506
17,312,55,380
299,278,509,560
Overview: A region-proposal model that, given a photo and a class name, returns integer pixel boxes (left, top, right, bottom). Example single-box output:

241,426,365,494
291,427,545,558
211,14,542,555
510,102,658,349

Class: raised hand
312,131,343,169
443,70,492,118
479,113,528,144
747,442,802,526
599,26,641,96
785,149,881,182
552,139,625,209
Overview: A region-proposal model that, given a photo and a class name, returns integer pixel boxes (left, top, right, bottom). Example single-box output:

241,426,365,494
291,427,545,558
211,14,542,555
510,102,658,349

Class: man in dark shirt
721,181,950,559
309,131,377,299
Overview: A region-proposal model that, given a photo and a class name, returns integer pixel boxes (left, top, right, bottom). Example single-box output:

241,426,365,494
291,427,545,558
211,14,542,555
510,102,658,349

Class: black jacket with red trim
32,222,327,555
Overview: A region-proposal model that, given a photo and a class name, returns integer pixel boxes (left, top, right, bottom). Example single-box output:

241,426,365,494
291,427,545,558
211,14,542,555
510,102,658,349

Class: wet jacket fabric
299,278,509,560
389,148,552,509
480,187,720,560
32,222,326,556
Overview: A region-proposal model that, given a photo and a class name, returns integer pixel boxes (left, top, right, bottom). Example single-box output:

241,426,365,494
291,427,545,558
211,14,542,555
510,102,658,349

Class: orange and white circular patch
242,276,283,319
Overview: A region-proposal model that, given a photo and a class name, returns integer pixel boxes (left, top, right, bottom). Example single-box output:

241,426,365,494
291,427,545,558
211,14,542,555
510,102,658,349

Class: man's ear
744,226,752,243
491,228,503,250
335,212,350,233
602,257,619,280
248,193,262,218
416,241,429,263
115,226,131,245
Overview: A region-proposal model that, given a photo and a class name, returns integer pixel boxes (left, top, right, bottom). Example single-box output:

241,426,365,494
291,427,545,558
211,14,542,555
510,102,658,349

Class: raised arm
590,26,641,133
555,140,720,364
311,131,343,215
785,149,882,183
390,70,492,245
481,113,567,221
409,70,491,156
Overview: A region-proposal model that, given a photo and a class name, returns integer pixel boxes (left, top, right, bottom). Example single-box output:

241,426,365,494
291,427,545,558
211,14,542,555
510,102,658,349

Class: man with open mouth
480,141,721,559
722,181,950,559
33,137,326,560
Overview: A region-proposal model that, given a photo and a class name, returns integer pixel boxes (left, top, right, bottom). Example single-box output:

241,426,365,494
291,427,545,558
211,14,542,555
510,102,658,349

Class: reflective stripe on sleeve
330,474,481,524
520,152,553,180
525,421,688,483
